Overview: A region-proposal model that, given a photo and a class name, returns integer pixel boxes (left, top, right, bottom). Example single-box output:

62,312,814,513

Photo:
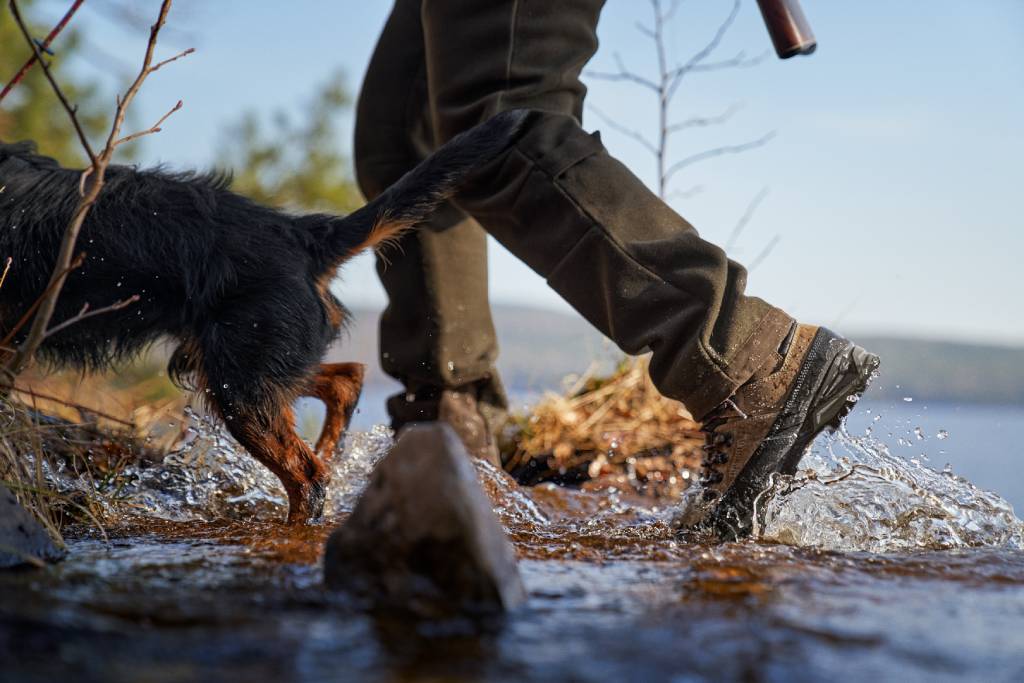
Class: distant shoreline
331,306,1024,407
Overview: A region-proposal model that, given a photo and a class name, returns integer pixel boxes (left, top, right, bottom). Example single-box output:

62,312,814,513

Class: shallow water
3,411,1024,682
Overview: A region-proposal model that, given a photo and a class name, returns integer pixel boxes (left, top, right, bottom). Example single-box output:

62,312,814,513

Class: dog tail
310,109,528,273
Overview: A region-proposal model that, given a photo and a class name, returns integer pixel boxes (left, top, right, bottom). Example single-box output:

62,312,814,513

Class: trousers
353,0,793,423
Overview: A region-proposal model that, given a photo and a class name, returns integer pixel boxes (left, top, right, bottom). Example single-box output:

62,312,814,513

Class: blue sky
26,0,1024,345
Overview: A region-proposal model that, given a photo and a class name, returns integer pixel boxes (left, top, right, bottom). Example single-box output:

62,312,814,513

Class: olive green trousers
354,0,793,423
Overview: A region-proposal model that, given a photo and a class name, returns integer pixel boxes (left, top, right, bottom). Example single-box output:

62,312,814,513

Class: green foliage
0,0,108,166
217,69,362,214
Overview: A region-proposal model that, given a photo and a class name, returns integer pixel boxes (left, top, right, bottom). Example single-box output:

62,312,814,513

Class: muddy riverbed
2,417,1023,682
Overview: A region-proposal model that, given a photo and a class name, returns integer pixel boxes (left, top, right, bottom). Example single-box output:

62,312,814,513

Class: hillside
330,306,1024,406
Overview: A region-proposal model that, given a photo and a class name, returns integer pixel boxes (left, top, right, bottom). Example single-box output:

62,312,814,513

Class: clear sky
25,0,1024,345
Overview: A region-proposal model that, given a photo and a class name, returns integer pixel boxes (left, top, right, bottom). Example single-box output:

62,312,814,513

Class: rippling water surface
2,408,1023,682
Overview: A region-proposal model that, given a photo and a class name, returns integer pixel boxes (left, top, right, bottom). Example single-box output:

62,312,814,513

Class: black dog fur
0,109,525,522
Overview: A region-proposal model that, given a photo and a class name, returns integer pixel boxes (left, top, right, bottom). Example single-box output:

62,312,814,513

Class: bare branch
661,0,684,24
666,0,741,99
688,50,769,73
0,257,11,291
0,253,86,350
747,234,781,272
43,295,140,340
8,386,136,428
666,185,704,201
586,52,660,92
148,46,195,75
588,105,658,156
0,0,85,104
99,5,190,161
635,21,656,40
664,131,775,182
666,103,742,134
1,0,187,383
90,0,200,47
725,186,769,251
116,99,183,146
7,0,96,165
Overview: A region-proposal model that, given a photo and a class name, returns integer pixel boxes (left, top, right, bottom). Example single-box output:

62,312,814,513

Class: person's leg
354,0,508,457
419,0,877,535
420,0,791,419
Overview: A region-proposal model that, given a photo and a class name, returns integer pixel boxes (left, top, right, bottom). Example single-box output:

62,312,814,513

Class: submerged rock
0,483,65,569
324,423,526,615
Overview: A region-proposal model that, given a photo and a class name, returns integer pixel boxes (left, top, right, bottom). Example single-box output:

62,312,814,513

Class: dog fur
0,110,525,522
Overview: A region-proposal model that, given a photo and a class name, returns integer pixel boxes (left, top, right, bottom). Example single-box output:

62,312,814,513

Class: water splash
36,403,1024,555
752,426,1024,552
42,407,393,523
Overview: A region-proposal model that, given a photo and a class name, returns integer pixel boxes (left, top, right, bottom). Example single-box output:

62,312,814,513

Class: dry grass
0,351,185,544
500,356,705,500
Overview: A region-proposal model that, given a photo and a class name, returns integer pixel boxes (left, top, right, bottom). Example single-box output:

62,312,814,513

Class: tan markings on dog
349,213,417,260
301,362,365,459
314,270,345,329
229,404,329,524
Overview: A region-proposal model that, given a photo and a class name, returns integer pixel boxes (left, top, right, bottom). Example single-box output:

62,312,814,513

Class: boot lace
697,398,748,499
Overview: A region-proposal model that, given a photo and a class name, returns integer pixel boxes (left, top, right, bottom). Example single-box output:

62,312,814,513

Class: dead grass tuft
500,356,705,500
0,355,185,544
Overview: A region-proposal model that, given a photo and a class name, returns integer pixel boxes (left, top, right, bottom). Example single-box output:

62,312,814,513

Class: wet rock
0,483,65,568
324,423,526,615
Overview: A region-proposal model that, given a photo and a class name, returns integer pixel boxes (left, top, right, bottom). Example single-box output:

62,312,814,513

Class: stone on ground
0,483,65,569
323,423,526,615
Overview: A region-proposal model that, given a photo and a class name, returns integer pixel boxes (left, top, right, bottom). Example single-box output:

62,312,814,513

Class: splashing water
42,407,394,523
752,426,1024,552
37,404,1024,554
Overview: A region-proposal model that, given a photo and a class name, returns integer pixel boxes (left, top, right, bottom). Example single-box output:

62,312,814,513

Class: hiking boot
388,386,504,468
678,324,879,539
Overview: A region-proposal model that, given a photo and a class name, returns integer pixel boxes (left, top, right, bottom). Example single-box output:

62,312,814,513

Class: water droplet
902,397,913,402
936,430,949,440
222,383,229,389
913,427,925,441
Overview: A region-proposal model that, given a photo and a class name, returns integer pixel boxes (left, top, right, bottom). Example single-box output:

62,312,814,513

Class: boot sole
709,327,880,540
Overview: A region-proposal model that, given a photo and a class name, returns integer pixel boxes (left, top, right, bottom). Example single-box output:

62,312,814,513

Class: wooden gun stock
756,0,817,59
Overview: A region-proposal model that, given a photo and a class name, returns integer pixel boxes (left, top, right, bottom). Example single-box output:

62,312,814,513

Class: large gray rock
324,423,526,615
0,483,65,568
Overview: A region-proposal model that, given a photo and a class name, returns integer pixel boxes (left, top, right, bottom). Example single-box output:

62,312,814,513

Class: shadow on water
2,411,1024,682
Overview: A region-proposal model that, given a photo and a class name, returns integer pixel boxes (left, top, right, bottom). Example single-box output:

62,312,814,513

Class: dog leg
303,362,365,461
224,405,331,524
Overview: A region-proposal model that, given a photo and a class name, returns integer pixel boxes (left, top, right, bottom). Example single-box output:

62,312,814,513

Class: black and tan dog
0,110,524,523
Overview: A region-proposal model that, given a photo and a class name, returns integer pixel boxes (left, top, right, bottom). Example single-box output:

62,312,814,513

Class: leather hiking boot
388,387,504,468
678,324,880,539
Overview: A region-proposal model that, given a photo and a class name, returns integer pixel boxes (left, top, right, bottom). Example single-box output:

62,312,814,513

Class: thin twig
666,104,742,134
9,387,136,428
586,52,660,92
0,253,86,350
0,0,85,104
0,257,12,290
725,186,769,251
747,234,781,271
43,295,140,340
1,0,187,386
687,50,769,73
588,105,658,155
664,131,776,182
7,0,97,165
666,0,742,100
116,99,183,146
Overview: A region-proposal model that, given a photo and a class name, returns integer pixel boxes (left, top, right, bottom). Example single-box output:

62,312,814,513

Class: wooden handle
756,0,817,59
